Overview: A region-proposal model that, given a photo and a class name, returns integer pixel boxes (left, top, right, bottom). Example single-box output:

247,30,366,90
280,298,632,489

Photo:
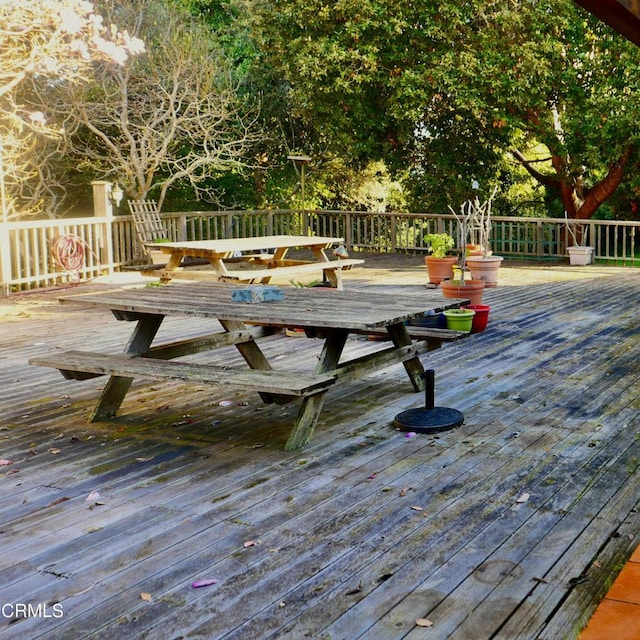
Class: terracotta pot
465,244,484,256
424,256,458,285
440,279,485,306
465,256,503,288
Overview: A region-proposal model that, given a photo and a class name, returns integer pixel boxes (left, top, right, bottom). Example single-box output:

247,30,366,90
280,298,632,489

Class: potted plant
440,265,486,305
457,187,504,287
565,215,595,265
439,200,486,305
424,233,457,284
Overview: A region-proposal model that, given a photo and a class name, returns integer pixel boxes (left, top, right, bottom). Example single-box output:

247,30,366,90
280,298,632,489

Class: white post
0,221,10,296
92,180,115,275
0,142,10,295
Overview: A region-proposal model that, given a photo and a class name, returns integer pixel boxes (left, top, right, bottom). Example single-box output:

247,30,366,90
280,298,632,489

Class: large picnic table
144,234,364,289
30,283,469,450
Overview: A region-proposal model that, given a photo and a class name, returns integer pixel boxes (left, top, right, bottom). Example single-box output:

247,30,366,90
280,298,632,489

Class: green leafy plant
424,233,455,258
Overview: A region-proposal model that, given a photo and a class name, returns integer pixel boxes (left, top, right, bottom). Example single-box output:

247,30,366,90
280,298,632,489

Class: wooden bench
358,326,468,342
219,258,365,287
29,350,336,398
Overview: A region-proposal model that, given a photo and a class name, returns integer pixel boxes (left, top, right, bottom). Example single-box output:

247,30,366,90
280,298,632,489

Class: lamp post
287,154,312,210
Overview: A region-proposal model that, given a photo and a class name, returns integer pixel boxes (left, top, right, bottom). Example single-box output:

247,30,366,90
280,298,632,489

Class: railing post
179,213,188,242
91,180,115,276
267,210,274,236
344,212,352,251
225,212,233,238
537,220,543,258
390,212,397,252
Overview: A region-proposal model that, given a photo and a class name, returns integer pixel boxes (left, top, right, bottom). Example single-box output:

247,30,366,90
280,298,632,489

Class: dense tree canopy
254,0,640,217
6,0,640,219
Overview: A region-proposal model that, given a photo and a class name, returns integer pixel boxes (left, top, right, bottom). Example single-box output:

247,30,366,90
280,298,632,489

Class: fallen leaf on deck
140,592,153,601
515,492,530,504
48,448,61,454
415,618,433,627
86,527,103,534
219,400,233,406
85,491,101,502
135,456,155,462
399,486,409,497
0,459,13,465
367,473,377,480
404,432,417,438
192,579,218,588
243,540,259,548
411,506,424,511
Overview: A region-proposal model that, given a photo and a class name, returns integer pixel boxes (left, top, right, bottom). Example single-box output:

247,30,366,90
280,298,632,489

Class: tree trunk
513,144,635,221
573,144,635,219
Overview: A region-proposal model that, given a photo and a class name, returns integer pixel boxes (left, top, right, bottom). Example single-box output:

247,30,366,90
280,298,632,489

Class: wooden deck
2,255,640,639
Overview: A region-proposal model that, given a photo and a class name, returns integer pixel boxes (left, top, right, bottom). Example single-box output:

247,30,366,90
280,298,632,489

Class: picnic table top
60,282,465,331
149,234,345,254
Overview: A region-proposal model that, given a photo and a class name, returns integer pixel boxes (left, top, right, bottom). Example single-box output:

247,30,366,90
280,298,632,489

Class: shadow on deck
1,256,640,639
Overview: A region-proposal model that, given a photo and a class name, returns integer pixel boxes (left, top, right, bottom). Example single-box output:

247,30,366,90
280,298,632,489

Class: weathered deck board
2,259,640,639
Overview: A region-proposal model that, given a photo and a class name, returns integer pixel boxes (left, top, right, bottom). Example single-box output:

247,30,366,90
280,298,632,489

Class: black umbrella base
393,406,464,434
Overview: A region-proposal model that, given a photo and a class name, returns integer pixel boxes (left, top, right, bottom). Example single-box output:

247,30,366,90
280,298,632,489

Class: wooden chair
128,199,167,265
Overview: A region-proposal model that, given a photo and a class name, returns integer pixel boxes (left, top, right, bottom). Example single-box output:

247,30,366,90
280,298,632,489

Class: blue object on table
231,286,284,303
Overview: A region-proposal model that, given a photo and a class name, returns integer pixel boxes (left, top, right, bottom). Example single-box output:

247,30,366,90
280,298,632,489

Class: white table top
150,235,344,254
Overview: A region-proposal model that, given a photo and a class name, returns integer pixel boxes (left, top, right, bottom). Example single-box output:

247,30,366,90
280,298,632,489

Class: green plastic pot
443,308,476,332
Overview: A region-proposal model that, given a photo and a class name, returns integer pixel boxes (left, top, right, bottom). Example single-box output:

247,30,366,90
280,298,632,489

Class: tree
254,0,640,218
0,0,144,219
56,0,261,211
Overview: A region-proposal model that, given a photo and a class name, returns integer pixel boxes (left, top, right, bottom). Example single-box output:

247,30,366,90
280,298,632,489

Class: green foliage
22,0,640,218
424,233,455,258
253,0,640,218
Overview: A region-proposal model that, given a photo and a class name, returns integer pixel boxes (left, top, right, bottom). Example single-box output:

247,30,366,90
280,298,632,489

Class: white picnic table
144,235,364,289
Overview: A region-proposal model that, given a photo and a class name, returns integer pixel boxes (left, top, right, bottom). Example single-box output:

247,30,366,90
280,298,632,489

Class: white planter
567,246,594,266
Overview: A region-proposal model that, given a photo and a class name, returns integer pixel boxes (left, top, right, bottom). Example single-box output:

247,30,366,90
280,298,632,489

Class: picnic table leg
284,329,349,450
284,391,327,451
159,253,183,283
219,319,288,404
386,322,426,392
90,313,164,421
322,266,344,290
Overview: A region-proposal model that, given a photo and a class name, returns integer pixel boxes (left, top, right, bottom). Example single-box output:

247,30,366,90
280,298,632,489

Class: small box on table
231,285,284,303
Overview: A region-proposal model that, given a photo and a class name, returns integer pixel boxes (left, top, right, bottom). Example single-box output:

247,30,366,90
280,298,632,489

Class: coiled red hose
52,234,99,280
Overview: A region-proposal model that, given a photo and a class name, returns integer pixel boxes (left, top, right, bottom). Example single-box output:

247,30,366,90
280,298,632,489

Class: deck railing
2,209,639,294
